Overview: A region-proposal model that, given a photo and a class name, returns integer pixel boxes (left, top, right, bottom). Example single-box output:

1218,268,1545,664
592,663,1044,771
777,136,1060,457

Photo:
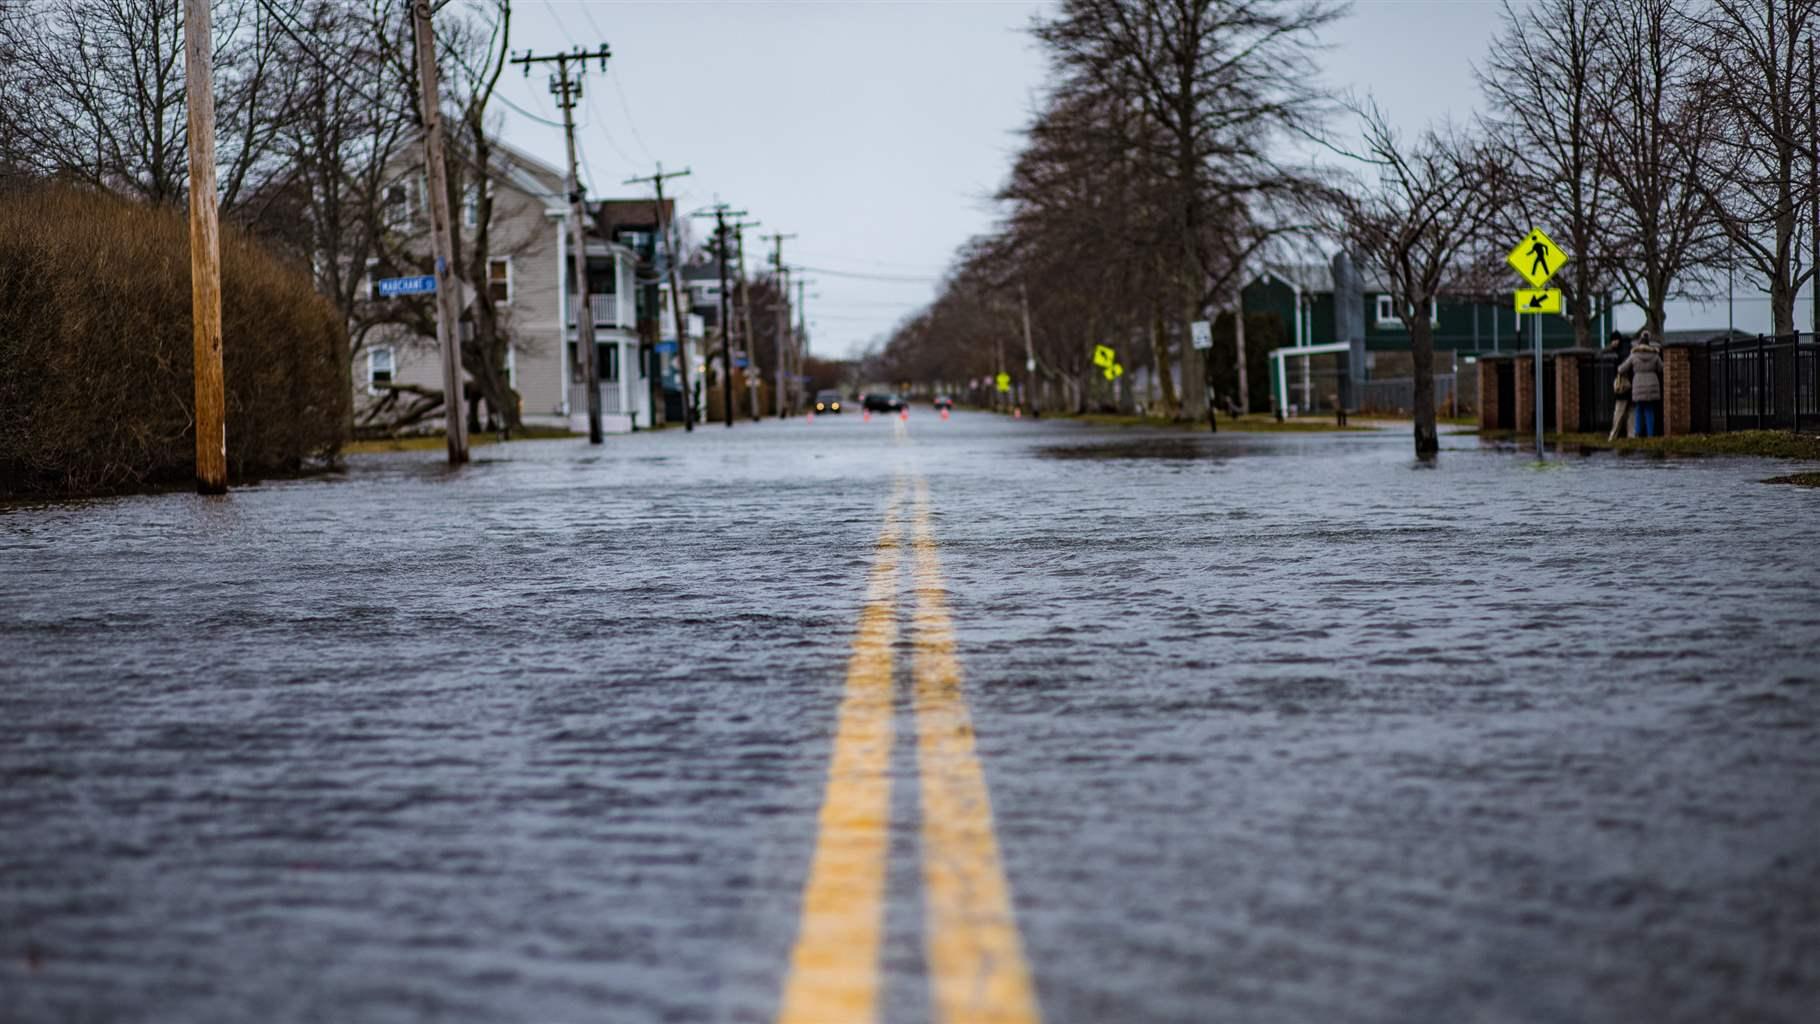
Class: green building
1242,256,1609,413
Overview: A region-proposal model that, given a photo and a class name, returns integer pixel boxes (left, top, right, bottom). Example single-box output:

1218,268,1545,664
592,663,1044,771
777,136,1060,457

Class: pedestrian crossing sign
1514,288,1562,315
1102,362,1123,381
1507,228,1569,289
1092,344,1116,369
996,372,1011,392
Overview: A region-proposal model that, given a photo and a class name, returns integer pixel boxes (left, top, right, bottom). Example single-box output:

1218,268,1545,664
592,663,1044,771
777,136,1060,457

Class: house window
383,179,415,232
1375,295,1438,327
568,342,620,382
488,257,511,304
367,346,395,391
462,183,494,228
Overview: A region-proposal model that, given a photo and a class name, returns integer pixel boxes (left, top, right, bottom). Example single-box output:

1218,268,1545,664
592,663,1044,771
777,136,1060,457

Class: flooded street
4,411,1818,1023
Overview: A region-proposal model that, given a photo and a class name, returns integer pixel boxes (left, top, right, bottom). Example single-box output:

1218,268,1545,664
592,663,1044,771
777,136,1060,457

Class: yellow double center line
778,477,1038,1024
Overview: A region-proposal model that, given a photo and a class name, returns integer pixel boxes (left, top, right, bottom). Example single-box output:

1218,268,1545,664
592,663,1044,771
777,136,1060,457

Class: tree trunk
1150,302,1178,417
1410,311,1438,456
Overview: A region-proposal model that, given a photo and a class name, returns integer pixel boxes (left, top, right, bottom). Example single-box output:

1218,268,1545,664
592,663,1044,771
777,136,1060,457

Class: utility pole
1809,36,1817,339
512,45,610,445
732,219,762,421
764,233,797,417
185,0,226,493
694,203,747,428
410,0,468,465
626,165,693,430
796,276,809,413
1019,280,1038,417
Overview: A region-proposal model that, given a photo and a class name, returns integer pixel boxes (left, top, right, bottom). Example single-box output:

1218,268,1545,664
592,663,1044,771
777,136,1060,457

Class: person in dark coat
1618,329,1664,437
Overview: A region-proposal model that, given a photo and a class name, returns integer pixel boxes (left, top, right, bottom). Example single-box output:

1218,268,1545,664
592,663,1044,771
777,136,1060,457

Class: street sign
655,341,678,354
1506,228,1568,289
1514,288,1562,315
1190,320,1213,350
1092,344,1116,369
376,275,437,297
1102,362,1124,381
995,372,1011,392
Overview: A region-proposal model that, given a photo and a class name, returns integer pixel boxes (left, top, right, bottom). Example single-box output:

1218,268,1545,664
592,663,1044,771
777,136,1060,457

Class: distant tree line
0,0,528,433
875,0,1820,456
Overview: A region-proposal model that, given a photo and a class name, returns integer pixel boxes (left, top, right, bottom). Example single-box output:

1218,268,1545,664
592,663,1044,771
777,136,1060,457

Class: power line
797,265,941,283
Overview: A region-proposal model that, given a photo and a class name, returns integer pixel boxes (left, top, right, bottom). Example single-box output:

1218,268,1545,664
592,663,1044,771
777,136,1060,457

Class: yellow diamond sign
1507,228,1569,289
995,372,1011,392
1092,344,1115,369
1514,288,1562,315
1102,362,1124,381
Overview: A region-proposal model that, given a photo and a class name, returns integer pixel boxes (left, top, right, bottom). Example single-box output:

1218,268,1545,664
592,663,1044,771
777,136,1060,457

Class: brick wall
1514,354,1535,435
1478,359,1499,430
1556,352,1581,434
1663,344,1694,436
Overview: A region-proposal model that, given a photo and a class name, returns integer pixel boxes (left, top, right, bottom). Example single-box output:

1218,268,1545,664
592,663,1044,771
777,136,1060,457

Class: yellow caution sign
995,372,1011,392
1514,288,1562,315
1507,228,1569,288
1092,344,1115,369
1102,362,1124,382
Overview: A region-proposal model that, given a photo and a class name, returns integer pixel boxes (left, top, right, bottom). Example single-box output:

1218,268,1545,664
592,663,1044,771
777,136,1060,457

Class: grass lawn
1063,411,1373,433
343,425,578,455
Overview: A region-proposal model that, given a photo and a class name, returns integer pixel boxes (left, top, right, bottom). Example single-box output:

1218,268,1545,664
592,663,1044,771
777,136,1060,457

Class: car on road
933,395,953,411
862,392,906,413
813,390,844,414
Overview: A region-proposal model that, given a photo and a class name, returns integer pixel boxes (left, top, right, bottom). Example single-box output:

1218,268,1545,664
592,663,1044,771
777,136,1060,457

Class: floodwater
3,412,1817,1023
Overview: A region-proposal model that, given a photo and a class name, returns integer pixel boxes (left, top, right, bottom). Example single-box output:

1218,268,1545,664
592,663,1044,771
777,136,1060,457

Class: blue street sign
734,358,749,368
655,341,678,354
377,275,437,297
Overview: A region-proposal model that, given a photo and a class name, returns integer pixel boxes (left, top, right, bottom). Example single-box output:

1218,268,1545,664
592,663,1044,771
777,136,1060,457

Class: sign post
1506,228,1570,460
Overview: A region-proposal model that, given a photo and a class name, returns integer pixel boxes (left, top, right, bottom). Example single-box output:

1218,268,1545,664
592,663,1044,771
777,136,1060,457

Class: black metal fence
1578,353,1621,435
1708,334,1819,433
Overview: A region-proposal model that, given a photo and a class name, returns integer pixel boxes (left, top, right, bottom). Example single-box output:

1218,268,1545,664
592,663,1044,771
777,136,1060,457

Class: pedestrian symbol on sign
1506,228,1569,289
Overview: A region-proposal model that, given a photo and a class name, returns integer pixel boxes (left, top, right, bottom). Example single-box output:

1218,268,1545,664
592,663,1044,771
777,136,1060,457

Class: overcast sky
499,1,1794,357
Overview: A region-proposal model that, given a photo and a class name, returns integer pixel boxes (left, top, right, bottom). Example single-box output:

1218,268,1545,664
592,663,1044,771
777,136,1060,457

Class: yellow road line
909,477,1041,1024
777,481,905,1024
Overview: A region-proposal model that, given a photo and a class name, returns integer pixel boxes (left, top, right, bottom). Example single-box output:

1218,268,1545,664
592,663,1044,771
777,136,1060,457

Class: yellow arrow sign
1507,228,1569,288
1092,344,1115,369
1102,362,1124,381
1514,288,1562,315
995,372,1011,392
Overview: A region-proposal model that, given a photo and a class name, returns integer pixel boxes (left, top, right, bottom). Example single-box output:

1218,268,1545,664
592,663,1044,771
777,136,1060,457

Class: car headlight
816,402,825,411
831,402,840,411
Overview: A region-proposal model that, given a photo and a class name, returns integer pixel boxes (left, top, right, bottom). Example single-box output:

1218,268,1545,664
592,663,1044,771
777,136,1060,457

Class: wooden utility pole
796,276,809,413
764,233,796,417
1019,280,1038,416
512,45,611,445
694,204,747,428
626,165,693,430
184,0,226,493
732,220,762,420
410,0,469,465
1810,37,1817,339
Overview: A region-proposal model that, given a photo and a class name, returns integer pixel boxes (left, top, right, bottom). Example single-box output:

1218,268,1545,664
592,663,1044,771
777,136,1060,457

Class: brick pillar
1478,359,1499,430
1555,352,1580,435
1663,344,1694,436
1514,353,1535,435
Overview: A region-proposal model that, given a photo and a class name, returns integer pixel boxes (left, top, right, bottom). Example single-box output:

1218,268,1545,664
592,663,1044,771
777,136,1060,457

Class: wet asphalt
2,409,1818,1023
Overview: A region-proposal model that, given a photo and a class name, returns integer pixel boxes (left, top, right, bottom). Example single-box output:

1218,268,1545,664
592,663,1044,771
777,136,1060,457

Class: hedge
0,186,348,497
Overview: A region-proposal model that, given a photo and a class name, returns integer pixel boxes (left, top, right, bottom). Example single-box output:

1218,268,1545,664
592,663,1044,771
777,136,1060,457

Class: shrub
0,185,348,496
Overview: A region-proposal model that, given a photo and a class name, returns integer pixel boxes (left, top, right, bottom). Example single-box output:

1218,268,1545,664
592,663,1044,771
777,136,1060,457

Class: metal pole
1533,311,1543,458
411,0,468,465
185,0,226,492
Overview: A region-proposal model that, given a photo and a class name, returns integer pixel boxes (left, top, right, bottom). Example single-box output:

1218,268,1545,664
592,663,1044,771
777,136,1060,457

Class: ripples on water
3,416,1817,1022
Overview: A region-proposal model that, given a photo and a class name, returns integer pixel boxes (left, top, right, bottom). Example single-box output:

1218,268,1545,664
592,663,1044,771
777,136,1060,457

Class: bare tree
1326,105,1501,456
1478,0,1618,349
1593,0,1726,337
1691,0,1819,336
1033,0,1343,418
